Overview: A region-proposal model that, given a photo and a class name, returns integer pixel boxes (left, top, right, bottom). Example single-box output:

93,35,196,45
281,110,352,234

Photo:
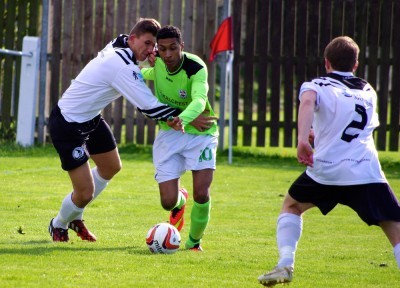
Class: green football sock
185,199,211,248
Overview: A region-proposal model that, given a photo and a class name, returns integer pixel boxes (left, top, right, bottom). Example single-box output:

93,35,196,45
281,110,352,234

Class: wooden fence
46,0,220,145
1,0,400,151
230,0,400,150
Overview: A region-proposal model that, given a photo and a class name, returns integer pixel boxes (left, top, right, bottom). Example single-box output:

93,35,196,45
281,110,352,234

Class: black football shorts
289,172,400,226
49,105,117,171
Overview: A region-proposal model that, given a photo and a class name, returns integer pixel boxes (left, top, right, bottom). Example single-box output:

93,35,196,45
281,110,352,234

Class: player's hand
297,140,314,167
167,116,185,133
147,51,157,67
190,113,218,132
139,50,157,69
309,128,315,147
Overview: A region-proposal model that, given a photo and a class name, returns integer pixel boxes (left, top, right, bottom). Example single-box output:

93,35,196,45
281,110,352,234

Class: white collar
331,71,354,77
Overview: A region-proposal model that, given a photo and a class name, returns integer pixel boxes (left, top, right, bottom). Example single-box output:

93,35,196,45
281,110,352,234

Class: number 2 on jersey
341,104,367,142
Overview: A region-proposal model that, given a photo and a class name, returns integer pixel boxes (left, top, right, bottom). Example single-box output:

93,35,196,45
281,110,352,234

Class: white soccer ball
146,223,181,254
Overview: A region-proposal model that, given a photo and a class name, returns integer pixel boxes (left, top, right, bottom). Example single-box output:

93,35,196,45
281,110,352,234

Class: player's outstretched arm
297,90,316,167
297,140,314,167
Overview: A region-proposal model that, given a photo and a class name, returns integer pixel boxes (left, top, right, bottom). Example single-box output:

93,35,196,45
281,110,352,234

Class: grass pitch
0,144,399,287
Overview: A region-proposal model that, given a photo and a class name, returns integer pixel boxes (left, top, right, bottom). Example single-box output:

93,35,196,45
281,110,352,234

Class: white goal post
0,37,41,146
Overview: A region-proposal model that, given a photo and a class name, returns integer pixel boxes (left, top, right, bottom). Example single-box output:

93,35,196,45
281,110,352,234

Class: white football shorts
153,130,218,183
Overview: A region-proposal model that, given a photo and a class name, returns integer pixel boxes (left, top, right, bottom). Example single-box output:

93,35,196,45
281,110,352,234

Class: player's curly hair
157,25,183,44
129,18,161,37
324,36,359,72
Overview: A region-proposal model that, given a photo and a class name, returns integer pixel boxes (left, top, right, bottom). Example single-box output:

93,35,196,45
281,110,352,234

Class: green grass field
1,144,399,287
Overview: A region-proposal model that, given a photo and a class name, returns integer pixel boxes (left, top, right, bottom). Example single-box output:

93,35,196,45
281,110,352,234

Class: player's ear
181,41,184,51
324,58,331,72
128,34,136,43
353,60,359,72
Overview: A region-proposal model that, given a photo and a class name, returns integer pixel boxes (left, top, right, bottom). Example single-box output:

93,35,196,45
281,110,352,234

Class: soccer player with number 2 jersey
258,36,400,286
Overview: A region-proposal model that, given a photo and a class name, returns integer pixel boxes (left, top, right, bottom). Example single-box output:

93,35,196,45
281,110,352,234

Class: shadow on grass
0,240,151,256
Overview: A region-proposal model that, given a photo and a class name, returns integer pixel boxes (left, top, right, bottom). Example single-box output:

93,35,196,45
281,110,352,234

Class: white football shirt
300,71,387,185
58,35,177,123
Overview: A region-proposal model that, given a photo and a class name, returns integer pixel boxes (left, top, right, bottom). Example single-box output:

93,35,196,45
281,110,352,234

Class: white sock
91,167,109,199
53,193,84,229
394,243,400,269
276,213,303,269
75,167,109,220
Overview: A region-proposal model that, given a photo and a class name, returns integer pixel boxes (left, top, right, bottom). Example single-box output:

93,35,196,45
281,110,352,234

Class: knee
99,161,122,180
111,160,122,176
81,186,95,204
161,199,176,211
81,194,94,205
281,194,308,215
113,161,122,176
193,191,210,204
160,194,178,211
72,189,94,207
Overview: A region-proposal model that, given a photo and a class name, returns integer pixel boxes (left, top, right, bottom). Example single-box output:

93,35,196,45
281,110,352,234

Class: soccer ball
146,223,181,254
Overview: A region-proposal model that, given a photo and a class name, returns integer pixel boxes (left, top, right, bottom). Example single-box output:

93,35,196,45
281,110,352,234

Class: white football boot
258,266,293,286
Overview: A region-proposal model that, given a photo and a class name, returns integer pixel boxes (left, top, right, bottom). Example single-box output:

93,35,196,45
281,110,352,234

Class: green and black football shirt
142,52,218,136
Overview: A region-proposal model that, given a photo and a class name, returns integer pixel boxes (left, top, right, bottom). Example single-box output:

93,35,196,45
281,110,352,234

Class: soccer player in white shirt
258,36,400,286
48,18,184,242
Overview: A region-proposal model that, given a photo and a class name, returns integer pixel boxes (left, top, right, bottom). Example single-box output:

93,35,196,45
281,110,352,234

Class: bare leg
380,221,400,247
158,179,180,210
380,221,400,268
90,148,122,181
192,169,213,204
53,149,121,229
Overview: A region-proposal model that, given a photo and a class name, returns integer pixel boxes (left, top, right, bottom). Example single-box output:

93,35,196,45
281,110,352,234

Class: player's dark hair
324,36,359,72
129,18,161,37
157,25,183,44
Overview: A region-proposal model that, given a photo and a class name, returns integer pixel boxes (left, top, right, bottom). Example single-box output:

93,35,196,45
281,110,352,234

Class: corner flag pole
227,50,234,164
209,0,234,162
226,0,233,164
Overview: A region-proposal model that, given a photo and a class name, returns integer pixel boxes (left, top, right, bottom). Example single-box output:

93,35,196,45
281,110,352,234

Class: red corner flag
209,17,233,62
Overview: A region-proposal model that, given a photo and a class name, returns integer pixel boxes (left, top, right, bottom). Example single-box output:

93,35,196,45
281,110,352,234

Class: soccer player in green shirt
141,25,218,251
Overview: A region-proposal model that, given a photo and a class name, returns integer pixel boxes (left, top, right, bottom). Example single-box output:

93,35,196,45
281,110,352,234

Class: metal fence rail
0,48,33,58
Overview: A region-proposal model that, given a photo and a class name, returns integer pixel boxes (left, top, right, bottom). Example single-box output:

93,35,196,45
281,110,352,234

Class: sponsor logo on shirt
133,70,145,82
161,93,185,106
179,89,187,99
343,91,353,97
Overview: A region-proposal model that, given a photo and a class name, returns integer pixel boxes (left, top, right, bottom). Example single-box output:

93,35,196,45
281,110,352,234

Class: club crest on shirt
179,89,187,99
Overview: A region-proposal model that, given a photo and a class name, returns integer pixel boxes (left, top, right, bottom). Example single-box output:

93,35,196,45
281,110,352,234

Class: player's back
59,36,137,122
301,72,386,185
